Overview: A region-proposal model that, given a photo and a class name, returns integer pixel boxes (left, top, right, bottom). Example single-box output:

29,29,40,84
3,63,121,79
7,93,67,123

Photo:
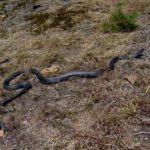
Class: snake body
1,48,145,106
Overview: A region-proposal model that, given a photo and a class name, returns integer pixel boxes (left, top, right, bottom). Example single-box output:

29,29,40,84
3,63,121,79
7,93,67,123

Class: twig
0,58,9,65
135,131,150,135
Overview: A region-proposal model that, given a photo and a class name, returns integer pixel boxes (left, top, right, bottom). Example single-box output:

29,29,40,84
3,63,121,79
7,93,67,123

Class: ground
0,0,150,150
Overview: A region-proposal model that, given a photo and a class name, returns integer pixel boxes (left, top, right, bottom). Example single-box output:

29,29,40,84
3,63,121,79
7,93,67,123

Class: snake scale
0,48,145,106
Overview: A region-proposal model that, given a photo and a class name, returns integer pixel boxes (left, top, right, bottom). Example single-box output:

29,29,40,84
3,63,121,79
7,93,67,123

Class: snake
0,48,145,106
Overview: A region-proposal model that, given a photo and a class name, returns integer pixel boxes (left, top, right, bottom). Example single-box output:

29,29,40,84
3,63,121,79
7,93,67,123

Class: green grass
102,3,139,32
0,3,5,10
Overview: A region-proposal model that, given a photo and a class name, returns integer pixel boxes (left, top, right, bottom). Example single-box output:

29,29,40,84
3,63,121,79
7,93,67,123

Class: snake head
133,48,145,58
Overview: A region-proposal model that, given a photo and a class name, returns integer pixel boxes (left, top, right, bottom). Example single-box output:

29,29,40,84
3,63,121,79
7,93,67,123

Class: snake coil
1,48,145,106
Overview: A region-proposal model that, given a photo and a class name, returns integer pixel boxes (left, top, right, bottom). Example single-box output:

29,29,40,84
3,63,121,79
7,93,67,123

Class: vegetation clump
25,12,51,35
50,4,88,30
0,3,5,10
102,3,139,32
25,3,89,34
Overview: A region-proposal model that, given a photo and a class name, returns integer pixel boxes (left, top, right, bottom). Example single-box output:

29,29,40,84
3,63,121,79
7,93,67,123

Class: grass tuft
39,50,64,66
25,12,51,35
119,101,137,118
102,3,139,32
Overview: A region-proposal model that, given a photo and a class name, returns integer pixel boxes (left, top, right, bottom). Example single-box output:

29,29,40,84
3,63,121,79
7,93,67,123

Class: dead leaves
41,65,60,76
124,74,149,86
124,74,138,85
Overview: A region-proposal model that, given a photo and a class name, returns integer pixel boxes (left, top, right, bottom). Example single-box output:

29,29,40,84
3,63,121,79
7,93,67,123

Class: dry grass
0,0,150,150
0,28,7,38
38,49,64,67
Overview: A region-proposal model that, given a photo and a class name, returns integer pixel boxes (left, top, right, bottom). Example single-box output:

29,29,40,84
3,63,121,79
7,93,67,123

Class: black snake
0,48,145,106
